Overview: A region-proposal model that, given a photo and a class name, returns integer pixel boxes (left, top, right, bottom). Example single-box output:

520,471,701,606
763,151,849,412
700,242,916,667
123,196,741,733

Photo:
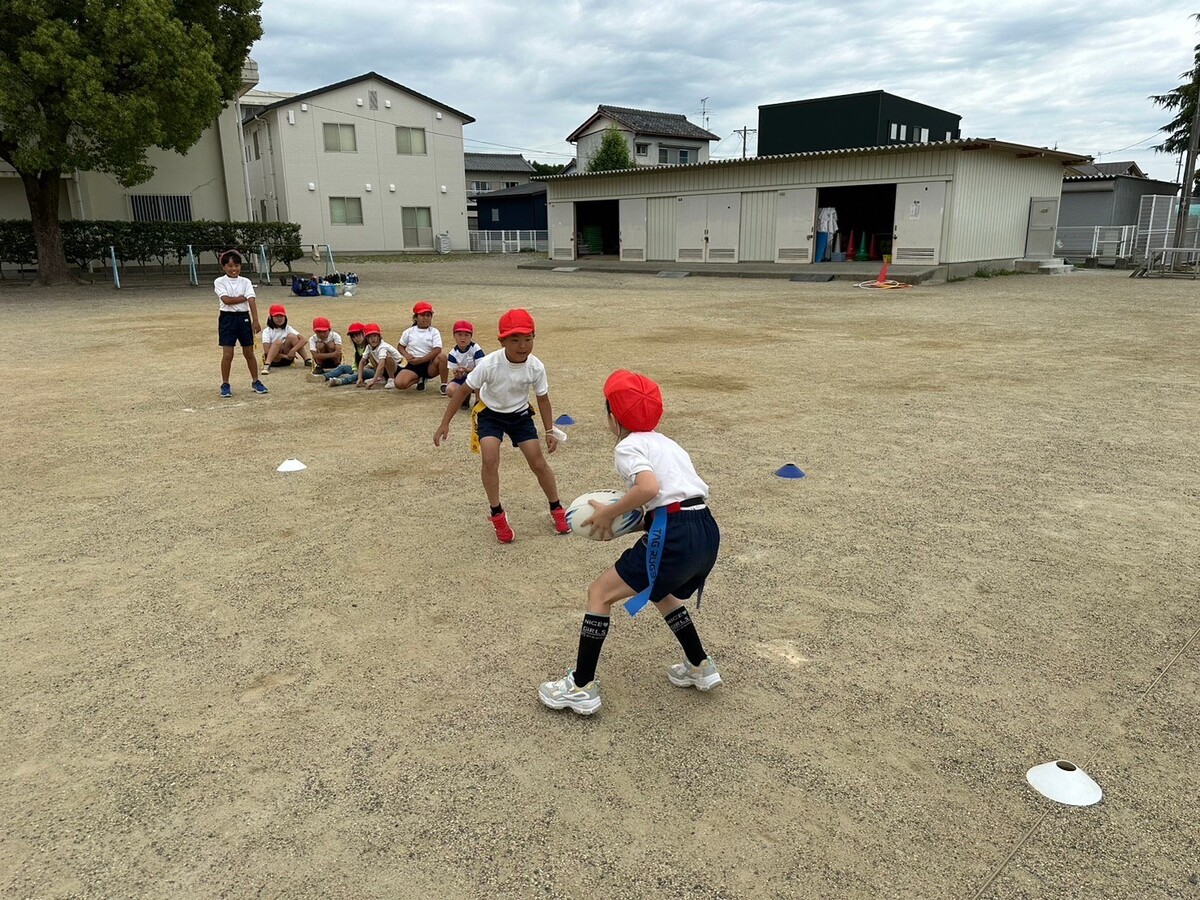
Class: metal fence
1055,226,1136,263
468,230,548,253
1134,194,1200,261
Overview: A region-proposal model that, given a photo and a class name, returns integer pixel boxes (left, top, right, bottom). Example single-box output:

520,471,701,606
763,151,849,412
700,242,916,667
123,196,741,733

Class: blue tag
624,507,667,616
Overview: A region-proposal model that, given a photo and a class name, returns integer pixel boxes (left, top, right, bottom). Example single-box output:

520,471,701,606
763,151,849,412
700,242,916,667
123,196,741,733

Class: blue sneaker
251,380,269,394
220,383,232,399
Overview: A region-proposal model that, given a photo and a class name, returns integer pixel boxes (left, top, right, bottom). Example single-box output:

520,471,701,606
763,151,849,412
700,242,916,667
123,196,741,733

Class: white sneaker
538,671,601,715
667,657,722,691
261,365,271,375
439,382,449,395
384,378,396,389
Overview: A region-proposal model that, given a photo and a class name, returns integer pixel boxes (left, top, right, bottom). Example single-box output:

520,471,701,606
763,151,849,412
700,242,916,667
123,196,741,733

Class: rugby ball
566,490,643,541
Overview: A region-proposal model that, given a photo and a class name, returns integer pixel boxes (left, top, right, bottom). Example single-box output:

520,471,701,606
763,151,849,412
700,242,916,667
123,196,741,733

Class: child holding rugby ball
538,370,721,716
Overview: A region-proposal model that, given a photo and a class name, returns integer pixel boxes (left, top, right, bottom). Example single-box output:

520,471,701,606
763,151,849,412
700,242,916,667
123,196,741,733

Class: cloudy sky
253,0,1197,181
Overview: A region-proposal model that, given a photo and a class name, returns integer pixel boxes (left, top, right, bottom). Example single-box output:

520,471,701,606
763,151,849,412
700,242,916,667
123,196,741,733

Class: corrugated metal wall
646,196,676,261
1058,191,1115,228
739,191,777,261
945,152,1065,261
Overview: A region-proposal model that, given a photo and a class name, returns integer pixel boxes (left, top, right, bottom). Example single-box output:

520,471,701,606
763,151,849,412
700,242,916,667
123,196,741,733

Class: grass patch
973,266,1022,278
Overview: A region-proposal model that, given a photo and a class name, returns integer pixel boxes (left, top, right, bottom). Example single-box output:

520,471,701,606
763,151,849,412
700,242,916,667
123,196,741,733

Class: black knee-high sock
573,614,610,685
664,606,707,666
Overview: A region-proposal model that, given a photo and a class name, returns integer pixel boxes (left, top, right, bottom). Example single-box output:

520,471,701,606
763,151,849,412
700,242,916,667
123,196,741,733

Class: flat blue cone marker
776,463,806,479
555,414,575,426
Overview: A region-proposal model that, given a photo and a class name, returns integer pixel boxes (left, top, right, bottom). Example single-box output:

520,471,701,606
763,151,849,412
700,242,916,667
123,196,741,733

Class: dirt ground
2,257,1198,899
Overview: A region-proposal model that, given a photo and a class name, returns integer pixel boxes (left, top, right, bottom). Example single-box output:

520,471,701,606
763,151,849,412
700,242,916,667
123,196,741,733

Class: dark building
476,182,547,231
757,90,961,156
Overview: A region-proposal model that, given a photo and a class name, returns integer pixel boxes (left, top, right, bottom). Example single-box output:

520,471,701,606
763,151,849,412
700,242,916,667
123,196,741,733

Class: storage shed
541,138,1088,274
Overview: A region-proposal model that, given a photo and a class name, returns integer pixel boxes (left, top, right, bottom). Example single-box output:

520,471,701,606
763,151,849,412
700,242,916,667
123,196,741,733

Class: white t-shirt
214,274,255,312
466,349,549,414
262,324,300,345
309,331,343,352
614,431,709,511
400,325,442,360
367,340,404,366
448,342,485,377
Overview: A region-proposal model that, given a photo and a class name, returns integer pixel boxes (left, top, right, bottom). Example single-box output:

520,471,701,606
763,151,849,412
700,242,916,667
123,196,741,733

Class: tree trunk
21,170,74,285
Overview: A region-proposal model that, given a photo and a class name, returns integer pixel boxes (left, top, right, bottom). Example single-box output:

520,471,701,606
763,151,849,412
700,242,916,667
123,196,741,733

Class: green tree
586,125,632,172
530,161,567,176
0,0,262,284
1151,16,1200,157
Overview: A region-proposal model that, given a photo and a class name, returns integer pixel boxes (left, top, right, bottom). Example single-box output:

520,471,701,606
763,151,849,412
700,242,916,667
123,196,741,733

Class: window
678,149,690,164
259,199,268,222
402,206,433,248
396,126,427,155
898,124,908,141
252,131,260,160
503,181,519,188
130,194,193,222
659,147,669,163
946,131,954,141
491,209,500,223
329,196,364,225
368,90,378,110
323,123,357,152
635,142,649,157
889,122,898,140
471,181,491,192
918,127,929,143
658,147,691,165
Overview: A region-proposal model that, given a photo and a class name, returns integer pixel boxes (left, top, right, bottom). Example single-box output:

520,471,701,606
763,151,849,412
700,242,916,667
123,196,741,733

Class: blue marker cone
555,414,575,426
775,463,806,479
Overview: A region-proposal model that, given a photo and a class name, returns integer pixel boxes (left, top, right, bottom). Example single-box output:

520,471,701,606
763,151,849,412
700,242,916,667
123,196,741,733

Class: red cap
363,323,381,337
452,319,474,334
347,321,365,333
268,304,287,317
603,370,663,433
312,316,331,331
498,308,535,339
413,301,434,315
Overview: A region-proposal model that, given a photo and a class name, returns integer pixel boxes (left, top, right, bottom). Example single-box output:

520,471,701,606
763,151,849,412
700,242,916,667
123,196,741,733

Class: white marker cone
277,458,307,473
1026,760,1102,806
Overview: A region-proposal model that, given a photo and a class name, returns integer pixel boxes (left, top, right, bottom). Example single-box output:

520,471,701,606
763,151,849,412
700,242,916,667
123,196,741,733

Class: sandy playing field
2,258,1198,899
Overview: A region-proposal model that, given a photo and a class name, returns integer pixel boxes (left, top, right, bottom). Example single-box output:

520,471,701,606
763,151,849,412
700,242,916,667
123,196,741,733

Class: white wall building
567,105,719,170
242,72,474,252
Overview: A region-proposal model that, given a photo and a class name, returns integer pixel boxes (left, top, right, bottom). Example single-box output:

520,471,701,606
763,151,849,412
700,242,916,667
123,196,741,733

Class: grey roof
567,105,720,142
476,182,547,199
536,137,1091,180
1065,160,1147,178
243,72,473,124
463,153,534,173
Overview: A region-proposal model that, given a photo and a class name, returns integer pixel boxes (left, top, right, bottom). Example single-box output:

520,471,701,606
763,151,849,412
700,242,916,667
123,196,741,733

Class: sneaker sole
538,693,601,715
667,672,722,691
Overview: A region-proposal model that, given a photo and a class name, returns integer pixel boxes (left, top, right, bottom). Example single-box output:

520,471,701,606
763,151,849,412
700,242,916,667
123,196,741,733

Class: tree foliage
1151,17,1200,156
0,0,262,283
530,161,567,176
587,125,633,172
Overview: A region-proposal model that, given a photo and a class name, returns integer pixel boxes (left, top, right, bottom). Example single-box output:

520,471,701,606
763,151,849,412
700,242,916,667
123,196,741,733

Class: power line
1098,130,1164,155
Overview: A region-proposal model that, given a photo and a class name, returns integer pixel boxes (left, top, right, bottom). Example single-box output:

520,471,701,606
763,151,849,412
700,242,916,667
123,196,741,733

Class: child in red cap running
539,370,721,715
433,308,570,542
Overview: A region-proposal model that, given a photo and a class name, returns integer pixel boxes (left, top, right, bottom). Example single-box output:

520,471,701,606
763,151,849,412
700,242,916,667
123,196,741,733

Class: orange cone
875,261,889,284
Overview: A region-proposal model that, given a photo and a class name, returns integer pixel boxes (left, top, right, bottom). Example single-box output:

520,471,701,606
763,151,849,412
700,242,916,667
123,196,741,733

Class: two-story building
241,72,474,252
758,91,962,156
464,152,534,229
566,105,719,170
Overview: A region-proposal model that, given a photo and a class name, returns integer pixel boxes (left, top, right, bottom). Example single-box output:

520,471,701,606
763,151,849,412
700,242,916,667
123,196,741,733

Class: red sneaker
490,511,514,543
551,506,571,535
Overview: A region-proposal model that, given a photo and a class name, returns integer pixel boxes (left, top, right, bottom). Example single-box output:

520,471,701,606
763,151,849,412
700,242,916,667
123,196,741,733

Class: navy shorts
614,507,720,604
476,406,538,447
218,311,253,347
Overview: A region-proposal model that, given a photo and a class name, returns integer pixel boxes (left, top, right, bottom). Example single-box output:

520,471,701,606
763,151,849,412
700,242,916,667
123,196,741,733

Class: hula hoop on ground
856,279,913,290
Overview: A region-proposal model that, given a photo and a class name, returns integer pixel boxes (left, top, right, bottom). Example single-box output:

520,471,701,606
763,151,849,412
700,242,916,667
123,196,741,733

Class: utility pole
1171,65,1200,254
734,126,757,159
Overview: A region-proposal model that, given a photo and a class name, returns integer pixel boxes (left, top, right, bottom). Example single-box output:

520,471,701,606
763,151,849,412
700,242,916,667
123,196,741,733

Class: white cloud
253,0,1198,179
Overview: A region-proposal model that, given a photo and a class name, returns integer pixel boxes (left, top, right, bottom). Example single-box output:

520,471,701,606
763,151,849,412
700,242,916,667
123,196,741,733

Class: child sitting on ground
325,323,368,386
307,316,343,376
538,370,722,716
394,301,443,392
261,304,312,373
433,308,570,543
360,323,405,389
440,319,486,409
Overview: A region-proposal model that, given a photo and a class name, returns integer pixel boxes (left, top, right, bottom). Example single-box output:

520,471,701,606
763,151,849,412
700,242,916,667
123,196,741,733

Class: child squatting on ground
307,317,343,376
324,322,368,386
214,249,268,398
394,301,443,391
433,308,571,543
539,370,722,716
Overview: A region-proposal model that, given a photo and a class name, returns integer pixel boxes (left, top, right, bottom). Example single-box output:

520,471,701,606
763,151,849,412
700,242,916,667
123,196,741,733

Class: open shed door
619,198,647,261
1025,197,1059,258
892,181,945,264
549,202,575,261
774,188,817,263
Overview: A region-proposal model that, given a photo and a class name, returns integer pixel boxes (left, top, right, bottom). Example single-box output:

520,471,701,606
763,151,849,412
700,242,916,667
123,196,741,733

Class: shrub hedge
0,220,305,272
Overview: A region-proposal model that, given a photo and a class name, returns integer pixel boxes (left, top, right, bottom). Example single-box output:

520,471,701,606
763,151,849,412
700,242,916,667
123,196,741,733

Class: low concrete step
1015,258,1074,275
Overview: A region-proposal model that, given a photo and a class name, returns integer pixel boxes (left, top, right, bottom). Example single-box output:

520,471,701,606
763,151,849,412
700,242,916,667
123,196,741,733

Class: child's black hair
269,313,288,328
219,249,243,267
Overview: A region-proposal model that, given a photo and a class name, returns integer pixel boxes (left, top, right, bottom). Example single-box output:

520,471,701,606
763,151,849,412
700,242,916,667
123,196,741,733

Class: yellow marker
469,401,486,455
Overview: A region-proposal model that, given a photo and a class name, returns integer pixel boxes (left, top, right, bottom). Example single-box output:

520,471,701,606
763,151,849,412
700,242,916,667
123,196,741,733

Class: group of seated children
259,301,486,408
